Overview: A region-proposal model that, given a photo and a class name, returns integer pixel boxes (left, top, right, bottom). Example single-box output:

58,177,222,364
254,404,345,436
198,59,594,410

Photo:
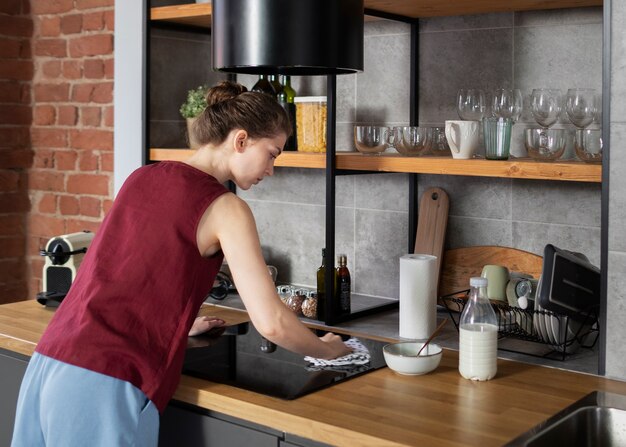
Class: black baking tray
537,244,600,321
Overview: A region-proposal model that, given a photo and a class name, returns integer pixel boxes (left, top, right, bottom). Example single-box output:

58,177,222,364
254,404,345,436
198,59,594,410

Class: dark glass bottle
316,248,326,321
336,254,351,316
251,75,276,96
268,74,283,98
277,75,297,151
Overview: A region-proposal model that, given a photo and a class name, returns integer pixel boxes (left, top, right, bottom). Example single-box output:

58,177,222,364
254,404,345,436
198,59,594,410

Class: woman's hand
188,316,225,336
319,332,352,359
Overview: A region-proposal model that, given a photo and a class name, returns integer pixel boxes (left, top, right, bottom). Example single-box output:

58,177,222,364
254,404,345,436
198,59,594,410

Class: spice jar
285,288,306,315
301,291,318,319
276,285,292,305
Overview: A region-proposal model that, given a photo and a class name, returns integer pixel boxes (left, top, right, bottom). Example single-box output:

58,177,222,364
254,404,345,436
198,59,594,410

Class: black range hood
211,0,364,76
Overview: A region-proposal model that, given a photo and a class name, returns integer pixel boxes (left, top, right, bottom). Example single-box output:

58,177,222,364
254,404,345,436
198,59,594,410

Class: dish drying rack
441,290,599,361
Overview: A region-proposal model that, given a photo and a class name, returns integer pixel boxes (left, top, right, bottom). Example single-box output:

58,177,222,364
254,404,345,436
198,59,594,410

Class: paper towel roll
399,254,438,340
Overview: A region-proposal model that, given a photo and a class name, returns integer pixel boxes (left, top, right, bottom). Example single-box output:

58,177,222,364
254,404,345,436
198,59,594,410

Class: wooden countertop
2,300,625,446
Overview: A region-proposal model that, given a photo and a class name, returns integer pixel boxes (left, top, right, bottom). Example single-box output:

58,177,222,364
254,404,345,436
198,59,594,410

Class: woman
12,81,350,446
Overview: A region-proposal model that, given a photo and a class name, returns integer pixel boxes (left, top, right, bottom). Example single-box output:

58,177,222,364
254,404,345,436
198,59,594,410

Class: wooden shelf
150,149,601,182
336,153,602,182
150,3,213,29
149,149,326,168
150,148,194,162
364,0,601,18
150,0,601,29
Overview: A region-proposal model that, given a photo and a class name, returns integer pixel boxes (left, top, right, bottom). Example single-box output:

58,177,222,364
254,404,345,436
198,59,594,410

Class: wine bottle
316,248,326,320
251,75,276,96
268,74,283,98
277,75,297,150
336,254,351,316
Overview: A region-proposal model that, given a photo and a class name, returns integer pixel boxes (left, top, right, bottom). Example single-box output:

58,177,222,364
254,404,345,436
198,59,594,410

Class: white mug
445,120,480,159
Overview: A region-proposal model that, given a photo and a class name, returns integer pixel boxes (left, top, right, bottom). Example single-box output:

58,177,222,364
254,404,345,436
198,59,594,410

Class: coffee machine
37,230,95,307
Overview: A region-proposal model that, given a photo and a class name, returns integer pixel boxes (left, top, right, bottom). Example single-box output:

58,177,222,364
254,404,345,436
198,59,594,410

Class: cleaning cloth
304,337,370,367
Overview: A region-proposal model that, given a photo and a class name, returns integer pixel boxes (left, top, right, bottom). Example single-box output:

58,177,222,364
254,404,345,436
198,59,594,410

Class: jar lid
470,277,488,287
294,96,327,103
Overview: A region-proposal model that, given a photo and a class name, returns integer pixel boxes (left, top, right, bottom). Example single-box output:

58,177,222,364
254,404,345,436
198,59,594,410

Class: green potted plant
180,85,208,149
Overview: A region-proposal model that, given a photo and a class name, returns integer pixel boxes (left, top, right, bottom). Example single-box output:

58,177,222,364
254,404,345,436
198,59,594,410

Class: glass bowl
524,128,566,161
392,126,432,156
574,129,602,163
354,126,390,155
430,127,451,156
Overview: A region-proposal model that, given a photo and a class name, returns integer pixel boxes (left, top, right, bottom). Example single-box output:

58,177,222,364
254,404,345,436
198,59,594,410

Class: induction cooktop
182,323,389,399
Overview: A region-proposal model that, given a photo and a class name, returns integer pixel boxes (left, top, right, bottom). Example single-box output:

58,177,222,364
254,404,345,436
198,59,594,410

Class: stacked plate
533,275,587,354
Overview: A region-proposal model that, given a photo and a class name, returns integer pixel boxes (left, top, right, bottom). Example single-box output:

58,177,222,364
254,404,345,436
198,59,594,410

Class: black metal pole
599,0,611,376
324,74,338,325
143,0,149,166
408,20,419,253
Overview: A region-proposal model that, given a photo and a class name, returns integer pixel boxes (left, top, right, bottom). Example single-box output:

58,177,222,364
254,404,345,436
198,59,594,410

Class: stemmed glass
492,89,523,121
565,88,597,129
457,89,486,121
530,88,562,129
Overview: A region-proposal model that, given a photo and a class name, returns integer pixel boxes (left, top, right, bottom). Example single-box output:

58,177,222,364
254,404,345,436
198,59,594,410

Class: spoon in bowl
415,319,448,357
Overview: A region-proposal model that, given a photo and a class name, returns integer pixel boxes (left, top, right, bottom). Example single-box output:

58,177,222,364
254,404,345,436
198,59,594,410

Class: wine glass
492,88,523,121
457,89,486,121
530,89,562,129
565,88,597,129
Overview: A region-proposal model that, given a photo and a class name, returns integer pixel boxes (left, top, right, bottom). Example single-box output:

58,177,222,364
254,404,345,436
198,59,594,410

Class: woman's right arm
197,193,351,359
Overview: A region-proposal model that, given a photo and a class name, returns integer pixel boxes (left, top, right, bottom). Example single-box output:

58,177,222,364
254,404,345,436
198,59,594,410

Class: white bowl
383,342,442,375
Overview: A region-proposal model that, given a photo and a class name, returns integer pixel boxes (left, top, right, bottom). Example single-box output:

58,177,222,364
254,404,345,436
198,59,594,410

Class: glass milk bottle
459,277,498,381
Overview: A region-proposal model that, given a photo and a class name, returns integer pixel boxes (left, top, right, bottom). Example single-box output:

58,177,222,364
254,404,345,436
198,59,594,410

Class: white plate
516,306,534,335
548,313,563,348
534,303,552,344
549,314,582,354
533,276,552,343
543,307,557,345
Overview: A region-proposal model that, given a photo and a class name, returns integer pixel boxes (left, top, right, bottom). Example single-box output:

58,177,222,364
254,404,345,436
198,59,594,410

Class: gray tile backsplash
150,8,603,303
356,30,411,125
608,0,626,380
513,24,602,94
419,28,513,126
149,27,226,148
419,12,513,32
606,252,626,380
611,1,626,122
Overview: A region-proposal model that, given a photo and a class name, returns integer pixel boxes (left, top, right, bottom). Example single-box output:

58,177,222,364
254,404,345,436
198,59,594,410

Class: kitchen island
1,299,625,447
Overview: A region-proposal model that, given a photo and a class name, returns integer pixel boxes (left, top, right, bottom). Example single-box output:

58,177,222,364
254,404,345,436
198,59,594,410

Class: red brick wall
0,0,33,304
1,0,115,303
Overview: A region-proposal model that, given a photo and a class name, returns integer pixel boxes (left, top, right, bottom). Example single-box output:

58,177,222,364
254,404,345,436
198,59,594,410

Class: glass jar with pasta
294,96,327,153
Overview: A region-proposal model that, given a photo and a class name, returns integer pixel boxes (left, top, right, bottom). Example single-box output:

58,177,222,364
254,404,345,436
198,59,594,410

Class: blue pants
11,352,159,447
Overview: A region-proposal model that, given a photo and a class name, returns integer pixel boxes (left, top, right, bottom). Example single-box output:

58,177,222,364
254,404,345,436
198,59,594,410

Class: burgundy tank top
36,161,229,412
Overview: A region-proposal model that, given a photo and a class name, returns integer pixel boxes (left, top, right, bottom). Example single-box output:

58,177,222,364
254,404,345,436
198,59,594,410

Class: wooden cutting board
439,245,543,298
198,303,250,326
414,187,449,295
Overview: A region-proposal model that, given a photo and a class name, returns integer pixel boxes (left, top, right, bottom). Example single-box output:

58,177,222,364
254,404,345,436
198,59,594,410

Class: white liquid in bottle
459,323,498,381
458,276,498,381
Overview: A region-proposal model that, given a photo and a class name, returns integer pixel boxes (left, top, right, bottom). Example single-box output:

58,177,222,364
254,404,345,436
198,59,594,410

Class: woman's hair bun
205,81,248,107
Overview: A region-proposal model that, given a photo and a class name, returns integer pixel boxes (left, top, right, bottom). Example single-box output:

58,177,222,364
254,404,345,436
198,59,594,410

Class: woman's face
231,131,287,190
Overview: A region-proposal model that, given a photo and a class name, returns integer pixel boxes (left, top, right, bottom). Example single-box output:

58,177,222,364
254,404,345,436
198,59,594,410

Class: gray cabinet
0,349,29,447
159,401,281,446
160,401,332,447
